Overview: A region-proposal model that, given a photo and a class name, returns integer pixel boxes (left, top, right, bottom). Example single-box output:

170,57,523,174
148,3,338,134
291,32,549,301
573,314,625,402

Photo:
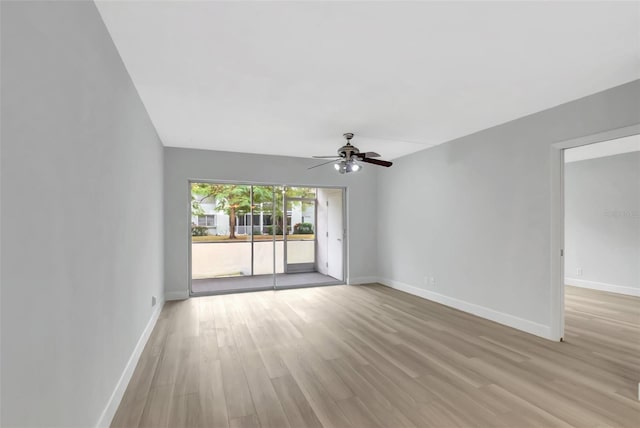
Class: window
197,215,216,227
237,214,251,226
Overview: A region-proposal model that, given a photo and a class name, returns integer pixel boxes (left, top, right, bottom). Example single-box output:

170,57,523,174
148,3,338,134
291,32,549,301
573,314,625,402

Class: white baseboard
165,290,189,300
95,301,164,427
348,276,379,285
565,278,640,297
377,277,553,340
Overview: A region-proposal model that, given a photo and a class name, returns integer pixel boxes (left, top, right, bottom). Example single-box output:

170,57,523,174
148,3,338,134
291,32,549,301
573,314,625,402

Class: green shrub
293,222,314,234
191,226,208,236
265,225,284,235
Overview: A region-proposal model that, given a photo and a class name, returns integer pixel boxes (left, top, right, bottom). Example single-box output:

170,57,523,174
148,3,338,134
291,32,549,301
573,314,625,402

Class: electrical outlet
576,267,583,276
430,276,436,287
151,296,157,307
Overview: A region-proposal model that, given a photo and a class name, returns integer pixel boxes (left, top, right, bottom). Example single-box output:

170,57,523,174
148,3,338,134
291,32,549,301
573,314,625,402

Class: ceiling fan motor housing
338,134,359,159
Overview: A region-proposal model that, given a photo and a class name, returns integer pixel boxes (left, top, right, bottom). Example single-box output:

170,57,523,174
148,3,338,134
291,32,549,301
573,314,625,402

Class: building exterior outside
192,193,315,236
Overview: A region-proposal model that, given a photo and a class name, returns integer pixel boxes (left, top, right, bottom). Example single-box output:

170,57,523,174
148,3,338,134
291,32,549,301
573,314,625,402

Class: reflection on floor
192,272,341,294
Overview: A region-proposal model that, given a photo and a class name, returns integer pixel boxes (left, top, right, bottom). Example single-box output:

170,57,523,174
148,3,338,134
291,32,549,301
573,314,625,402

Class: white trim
565,278,640,297
550,144,565,341
564,134,640,163
378,277,553,340
348,276,379,285
166,290,189,300
95,301,165,427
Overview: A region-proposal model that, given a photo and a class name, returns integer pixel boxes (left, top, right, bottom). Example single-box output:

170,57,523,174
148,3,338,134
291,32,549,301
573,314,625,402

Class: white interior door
327,190,343,280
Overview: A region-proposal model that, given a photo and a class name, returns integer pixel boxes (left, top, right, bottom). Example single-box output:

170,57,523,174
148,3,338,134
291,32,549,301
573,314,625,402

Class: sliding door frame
187,179,347,297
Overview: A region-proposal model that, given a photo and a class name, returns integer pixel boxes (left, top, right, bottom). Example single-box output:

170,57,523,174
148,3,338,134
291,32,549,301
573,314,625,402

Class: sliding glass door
190,182,344,295
190,183,256,294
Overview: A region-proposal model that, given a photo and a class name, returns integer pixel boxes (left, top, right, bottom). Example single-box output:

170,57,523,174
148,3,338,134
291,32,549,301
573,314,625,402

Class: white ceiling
565,134,640,163
96,1,640,160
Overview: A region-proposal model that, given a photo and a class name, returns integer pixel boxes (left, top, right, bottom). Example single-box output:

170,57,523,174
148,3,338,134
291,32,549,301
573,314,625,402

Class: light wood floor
111,285,640,427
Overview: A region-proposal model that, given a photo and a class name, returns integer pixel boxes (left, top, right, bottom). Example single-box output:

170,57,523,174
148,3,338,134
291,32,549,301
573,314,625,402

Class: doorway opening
562,135,640,337
189,182,345,295
551,124,640,341
557,131,640,401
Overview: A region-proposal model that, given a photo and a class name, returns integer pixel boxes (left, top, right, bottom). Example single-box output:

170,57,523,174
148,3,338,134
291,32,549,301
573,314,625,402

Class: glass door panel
285,199,315,271
277,187,318,288
249,185,276,288
191,183,254,294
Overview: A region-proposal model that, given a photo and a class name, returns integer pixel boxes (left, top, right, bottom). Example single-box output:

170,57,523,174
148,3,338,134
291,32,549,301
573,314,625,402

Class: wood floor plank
219,346,258,420
238,351,291,428
271,374,323,428
199,359,229,428
279,346,353,428
150,332,181,388
137,385,173,428
112,284,640,427
110,354,161,428
229,414,261,428
327,357,415,428
173,336,200,396
336,396,384,428
167,393,201,428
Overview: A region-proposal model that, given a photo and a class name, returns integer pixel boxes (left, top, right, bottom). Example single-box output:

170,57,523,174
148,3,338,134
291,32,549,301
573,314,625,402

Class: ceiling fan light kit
334,159,361,174
310,133,393,173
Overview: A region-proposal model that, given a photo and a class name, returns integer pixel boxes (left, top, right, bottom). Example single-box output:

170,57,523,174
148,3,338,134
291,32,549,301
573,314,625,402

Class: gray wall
164,148,378,298
565,152,640,292
376,80,640,338
1,2,164,427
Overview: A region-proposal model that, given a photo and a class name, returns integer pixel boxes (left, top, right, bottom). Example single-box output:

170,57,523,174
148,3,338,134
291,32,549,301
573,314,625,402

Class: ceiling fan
309,133,393,173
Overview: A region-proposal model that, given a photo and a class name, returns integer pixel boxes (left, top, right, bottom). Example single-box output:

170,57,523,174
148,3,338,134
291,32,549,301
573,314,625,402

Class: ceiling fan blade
312,155,340,159
355,152,381,158
360,157,393,167
307,159,339,170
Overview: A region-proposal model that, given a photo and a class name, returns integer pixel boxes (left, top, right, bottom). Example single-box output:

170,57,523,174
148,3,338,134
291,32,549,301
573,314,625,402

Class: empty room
1,1,639,427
